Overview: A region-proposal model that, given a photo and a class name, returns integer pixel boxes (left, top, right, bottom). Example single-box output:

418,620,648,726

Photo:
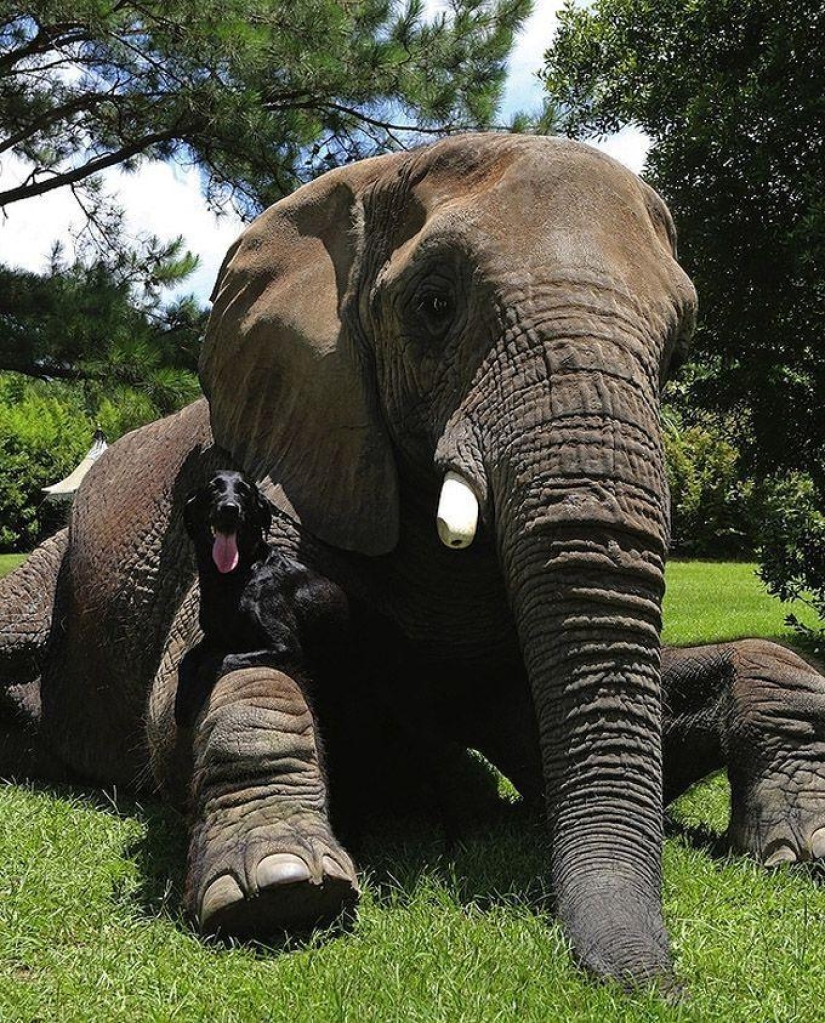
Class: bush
0,373,188,551
757,472,825,645
0,376,89,550
663,410,759,558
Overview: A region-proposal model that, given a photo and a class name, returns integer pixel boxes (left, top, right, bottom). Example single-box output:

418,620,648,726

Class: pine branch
0,89,125,156
317,101,461,135
0,355,104,382
0,21,91,75
0,129,177,206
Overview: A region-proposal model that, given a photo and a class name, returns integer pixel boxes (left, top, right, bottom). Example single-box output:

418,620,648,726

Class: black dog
176,470,349,728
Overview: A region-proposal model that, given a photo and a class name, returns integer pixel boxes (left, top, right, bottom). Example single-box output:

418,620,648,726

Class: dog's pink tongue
212,531,239,573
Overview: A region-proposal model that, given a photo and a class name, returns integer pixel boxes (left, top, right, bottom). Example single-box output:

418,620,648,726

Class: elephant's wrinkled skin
3,135,825,986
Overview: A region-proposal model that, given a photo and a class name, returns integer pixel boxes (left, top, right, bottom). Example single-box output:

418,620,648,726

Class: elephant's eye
416,287,455,337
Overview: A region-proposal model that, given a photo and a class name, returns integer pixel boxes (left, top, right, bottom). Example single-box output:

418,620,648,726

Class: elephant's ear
199,162,400,555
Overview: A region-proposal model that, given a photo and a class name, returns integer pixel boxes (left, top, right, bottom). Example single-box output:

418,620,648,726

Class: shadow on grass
355,799,553,913
664,813,730,860
1,753,556,955
1,773,191,923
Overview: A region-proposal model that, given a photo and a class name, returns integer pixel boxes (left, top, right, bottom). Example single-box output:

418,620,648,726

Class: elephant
3,133,825,988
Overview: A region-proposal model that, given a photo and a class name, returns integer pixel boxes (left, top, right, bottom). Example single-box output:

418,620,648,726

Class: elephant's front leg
662,640,825,864
186,665,359,936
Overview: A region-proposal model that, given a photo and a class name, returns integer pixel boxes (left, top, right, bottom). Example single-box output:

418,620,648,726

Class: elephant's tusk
436,472,478,549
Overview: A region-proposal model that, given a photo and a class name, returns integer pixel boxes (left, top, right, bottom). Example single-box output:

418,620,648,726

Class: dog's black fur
178,472,510,849
176,470,349,728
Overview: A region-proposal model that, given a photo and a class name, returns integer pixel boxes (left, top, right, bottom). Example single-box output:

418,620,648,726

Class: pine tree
1,1,532,217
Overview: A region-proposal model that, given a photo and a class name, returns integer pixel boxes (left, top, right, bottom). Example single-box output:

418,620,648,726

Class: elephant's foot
192,813,359,938
725,641,825,865
728,766,825,866
186,665,359,939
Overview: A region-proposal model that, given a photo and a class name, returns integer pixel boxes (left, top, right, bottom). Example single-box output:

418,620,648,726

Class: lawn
0,557,824,1022
0,554,25,578
663,560,822,647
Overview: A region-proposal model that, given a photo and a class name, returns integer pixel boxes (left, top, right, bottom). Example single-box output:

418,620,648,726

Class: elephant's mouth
210,529,239,574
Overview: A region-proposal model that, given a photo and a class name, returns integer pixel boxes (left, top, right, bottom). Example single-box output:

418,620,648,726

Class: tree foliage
0,371,165,550
0,237,204,410
543,0,825,629
1,0,532,217
663,409,758,558
757,472,825,641
543,0,825,486
0,237,205,551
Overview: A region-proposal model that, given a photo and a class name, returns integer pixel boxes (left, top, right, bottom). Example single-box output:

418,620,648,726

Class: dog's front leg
175,641,225,729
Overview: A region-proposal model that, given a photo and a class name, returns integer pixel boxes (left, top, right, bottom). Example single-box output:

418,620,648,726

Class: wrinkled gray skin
3,135,825,988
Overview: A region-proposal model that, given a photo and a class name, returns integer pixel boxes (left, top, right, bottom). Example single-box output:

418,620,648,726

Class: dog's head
184,470,273,574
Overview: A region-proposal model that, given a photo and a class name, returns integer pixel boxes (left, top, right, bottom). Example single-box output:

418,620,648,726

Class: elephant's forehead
404,138,658,250
399,166,670,303
413,135,645,219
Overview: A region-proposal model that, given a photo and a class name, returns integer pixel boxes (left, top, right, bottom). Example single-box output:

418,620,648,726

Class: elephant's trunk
488,327,672,983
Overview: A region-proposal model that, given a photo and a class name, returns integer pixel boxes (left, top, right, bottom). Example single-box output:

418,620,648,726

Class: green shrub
663,411,759,557
663,404,825,642
0,373,188,551
0,376,90,550
757,472,825,646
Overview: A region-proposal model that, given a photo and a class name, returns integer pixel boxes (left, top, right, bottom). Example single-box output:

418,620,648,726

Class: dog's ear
254,486,273,538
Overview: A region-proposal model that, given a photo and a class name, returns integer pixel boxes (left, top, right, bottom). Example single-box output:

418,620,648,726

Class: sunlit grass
0,555,823,1020
0,554,25,577
663,560,821,647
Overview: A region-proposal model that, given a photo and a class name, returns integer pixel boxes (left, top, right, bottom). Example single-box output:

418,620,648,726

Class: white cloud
0,154,84,270
0,154,243,302
589,125,652,177
1,1,649,305
111,162,244,301
499,0,565,119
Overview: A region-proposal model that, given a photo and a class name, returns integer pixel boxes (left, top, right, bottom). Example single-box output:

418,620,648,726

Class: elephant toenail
200,873,244,926
764,842,798,867
256,853,312,892
810,828,825,860
322,855,354,885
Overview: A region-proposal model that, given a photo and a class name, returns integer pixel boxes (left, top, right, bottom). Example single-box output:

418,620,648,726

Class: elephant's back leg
662,640,825,864
0,530,72,779
660,644,729,804
0,528,67,697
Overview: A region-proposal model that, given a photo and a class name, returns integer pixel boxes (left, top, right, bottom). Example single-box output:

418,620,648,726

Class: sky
0,1,650,304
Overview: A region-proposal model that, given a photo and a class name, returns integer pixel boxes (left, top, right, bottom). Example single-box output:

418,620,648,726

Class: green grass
663,560,822,647
1,557,824,1021
0,554,25,578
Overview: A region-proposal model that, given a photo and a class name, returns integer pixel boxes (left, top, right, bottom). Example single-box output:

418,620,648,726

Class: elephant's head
199,133,697,984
